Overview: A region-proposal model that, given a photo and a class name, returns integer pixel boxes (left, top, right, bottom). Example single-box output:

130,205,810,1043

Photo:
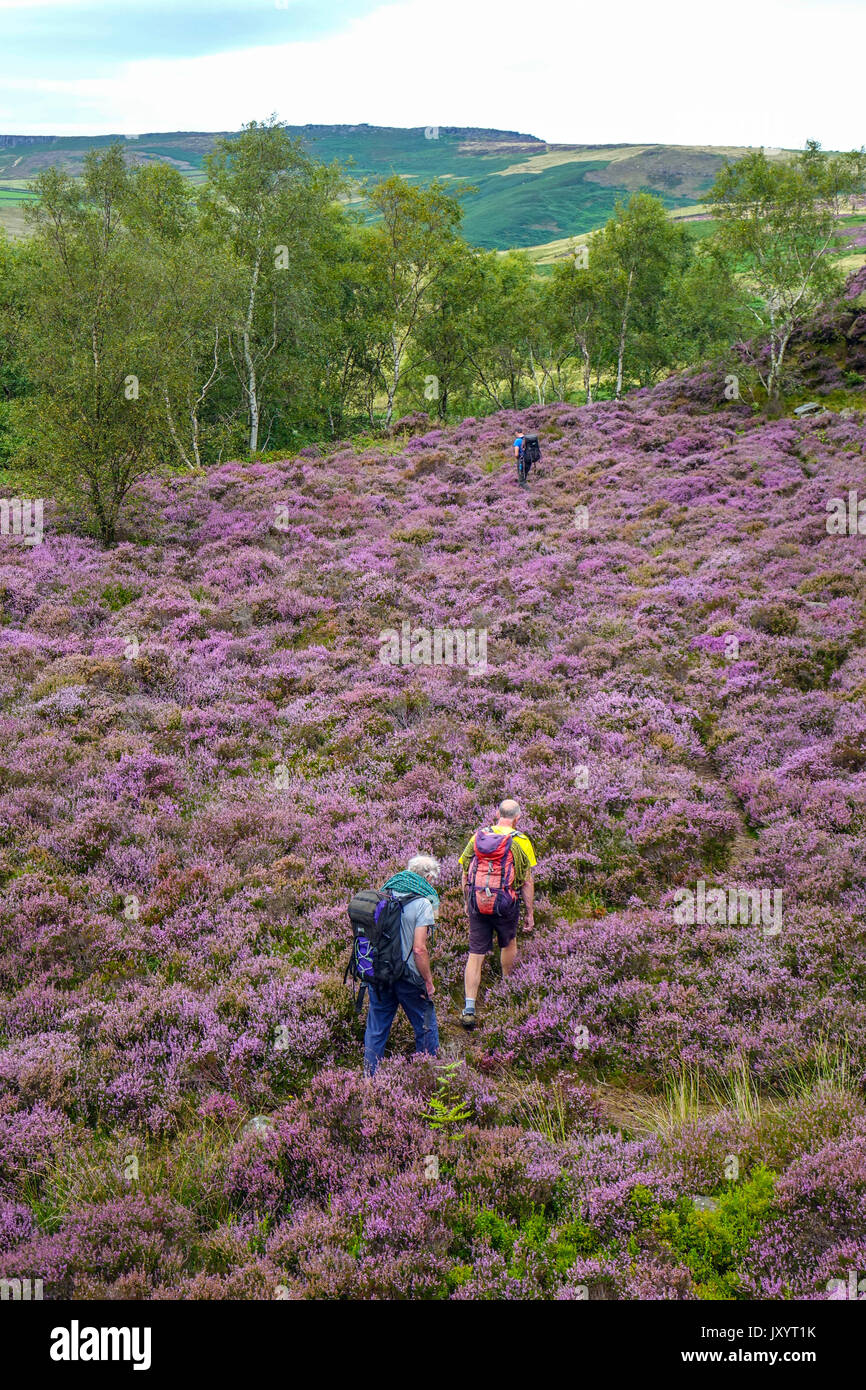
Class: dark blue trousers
363,976,439,1075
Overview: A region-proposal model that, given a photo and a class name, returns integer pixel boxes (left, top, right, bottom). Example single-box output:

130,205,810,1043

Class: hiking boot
461,1007,476,1030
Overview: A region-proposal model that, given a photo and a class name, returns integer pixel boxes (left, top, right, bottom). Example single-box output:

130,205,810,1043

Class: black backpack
523,434,541,467
344,888,420,1012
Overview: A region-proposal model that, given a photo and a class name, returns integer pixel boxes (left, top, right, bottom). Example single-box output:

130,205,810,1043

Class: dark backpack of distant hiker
467,828,518,917
344,887,421,1012
522,434,541,475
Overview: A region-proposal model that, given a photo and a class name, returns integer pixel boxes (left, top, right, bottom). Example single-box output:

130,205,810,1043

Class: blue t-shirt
514,435,525,454
395,892,435,985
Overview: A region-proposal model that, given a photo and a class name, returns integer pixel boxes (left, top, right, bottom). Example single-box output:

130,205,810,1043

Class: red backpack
468,827,518,916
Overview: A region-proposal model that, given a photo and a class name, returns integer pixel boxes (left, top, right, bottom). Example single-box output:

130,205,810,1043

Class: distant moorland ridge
0,125,807,248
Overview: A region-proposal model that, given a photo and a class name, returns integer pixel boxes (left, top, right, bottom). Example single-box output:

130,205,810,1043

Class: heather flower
0,1198,34,1253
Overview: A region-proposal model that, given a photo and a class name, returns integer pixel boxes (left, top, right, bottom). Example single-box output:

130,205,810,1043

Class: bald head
498,799,520,824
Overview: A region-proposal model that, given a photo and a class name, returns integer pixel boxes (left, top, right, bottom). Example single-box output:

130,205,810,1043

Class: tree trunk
90,477,114,547
768,325,793,406
470,361,504,410
163,385,192,468
385,331,401,427
190,326,220,469
190,402,202,469
528,345,544,405
615,267,633,401
243,252,262,453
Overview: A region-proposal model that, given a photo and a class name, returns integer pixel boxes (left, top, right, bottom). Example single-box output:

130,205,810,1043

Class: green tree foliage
125,162,236,469
592,193,692,398
660,244,752,371
21,146,167,542
711,141,866,401
464,251,538,410
201,117,343,452
0,231,28,462
297,218,391,436
548,255,616,404
407,239,481,419
365,176,465,424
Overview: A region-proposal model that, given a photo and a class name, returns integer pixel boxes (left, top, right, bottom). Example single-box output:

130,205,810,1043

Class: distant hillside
0,125,801,249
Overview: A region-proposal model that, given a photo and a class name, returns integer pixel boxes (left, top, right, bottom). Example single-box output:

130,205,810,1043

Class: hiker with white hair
346,853,441,1075
458,799,537,1029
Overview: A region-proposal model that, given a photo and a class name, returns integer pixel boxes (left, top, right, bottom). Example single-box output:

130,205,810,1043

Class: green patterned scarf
382,870,440,911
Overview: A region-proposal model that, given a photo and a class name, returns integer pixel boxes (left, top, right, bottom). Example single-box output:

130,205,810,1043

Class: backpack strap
344,948,364,1013
374,888,427,966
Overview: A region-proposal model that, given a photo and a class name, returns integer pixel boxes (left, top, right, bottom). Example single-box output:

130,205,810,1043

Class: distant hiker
513,431,541,487
513,431,526,484
459,800,537,1028
346,854,441,1075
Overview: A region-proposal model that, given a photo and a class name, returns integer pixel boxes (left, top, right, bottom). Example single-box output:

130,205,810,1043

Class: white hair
407,853,441,883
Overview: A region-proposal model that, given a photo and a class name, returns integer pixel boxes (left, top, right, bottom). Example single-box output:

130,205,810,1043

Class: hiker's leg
464,951,485,1000
497,906,520,978
397,977,439,1057
500,939,518,976
363,985,399,1076
466,911,493,986
464,911,492,1018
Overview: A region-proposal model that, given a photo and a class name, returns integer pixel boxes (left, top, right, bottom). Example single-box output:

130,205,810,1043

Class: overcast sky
1,0,863,149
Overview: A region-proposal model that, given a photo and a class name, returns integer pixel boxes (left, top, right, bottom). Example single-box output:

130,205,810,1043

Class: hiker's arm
413,925,434,997
521,870,535,931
